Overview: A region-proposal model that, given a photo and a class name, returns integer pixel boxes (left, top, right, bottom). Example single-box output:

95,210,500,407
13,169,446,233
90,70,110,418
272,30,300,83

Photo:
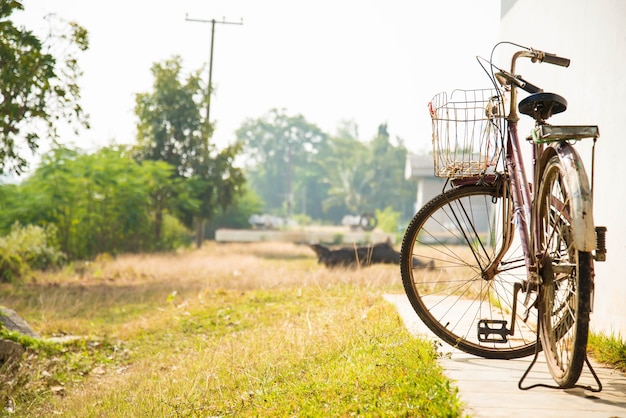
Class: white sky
16,0,500,158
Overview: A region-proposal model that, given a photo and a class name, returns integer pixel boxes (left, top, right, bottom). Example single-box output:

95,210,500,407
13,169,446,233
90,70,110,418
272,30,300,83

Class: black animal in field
310,240,433,269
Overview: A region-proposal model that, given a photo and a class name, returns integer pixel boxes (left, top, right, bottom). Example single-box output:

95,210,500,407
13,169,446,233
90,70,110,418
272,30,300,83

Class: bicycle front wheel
400,185,538,359
537,156,592,388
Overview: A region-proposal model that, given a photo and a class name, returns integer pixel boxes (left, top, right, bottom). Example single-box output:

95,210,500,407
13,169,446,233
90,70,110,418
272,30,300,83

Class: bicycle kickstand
518,322,602,392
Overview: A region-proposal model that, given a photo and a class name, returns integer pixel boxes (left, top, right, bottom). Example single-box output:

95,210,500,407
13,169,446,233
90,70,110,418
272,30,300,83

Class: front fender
539,142,595,252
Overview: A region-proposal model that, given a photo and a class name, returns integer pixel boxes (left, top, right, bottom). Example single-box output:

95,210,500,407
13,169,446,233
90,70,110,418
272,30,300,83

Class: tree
0,1,89,175
134,56,206,177
320,123,416,222
321,135,372,215
0,145,187,259
366,124,416,222
364,124,416,220
140,159,180,243
236,109,328,217
134,56,245,247
236,114,417,225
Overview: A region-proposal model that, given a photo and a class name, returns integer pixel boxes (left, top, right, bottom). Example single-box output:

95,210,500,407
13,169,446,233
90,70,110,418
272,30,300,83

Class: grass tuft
588,332,626,373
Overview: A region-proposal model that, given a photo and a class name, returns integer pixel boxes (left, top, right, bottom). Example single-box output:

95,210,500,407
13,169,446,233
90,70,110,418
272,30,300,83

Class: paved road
384,293,626,418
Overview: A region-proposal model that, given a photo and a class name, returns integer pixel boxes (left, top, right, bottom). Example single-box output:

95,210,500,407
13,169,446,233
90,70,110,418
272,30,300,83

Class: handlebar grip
542,53,570,67
517,76,542,94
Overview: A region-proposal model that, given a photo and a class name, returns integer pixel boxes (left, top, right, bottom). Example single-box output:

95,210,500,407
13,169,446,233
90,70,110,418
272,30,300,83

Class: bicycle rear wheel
537,156,592,387
400,184,538,359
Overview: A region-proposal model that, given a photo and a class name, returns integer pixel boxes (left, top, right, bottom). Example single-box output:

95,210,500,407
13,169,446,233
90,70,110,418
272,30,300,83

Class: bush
0,250,27,283
205,187,265,238
159,215,193,250
375,206,400,234
291,213,312,226
0,223,66,282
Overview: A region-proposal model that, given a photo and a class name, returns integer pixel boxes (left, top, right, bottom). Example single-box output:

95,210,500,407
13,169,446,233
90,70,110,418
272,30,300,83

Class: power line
185,15,243,125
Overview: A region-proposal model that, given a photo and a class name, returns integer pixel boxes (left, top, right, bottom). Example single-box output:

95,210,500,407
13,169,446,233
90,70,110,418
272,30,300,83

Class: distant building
404,152,492,241
404,152,446,213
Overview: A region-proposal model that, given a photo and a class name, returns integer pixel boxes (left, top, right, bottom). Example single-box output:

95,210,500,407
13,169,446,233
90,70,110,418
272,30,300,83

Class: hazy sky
17,0,500,157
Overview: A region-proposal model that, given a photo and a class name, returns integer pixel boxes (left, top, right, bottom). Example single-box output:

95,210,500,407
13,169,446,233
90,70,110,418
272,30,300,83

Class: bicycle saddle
518,92,567,121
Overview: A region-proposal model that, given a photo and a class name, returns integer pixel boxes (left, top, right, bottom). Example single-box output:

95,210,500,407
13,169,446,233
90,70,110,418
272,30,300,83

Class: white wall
500,0,626,338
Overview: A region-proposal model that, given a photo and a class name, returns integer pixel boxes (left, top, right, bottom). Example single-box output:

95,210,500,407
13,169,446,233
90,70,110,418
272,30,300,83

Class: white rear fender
540,142,596,252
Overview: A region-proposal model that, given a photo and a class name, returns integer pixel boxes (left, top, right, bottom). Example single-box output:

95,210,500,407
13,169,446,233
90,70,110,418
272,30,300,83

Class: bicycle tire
400,185,539,359
537,156,592,387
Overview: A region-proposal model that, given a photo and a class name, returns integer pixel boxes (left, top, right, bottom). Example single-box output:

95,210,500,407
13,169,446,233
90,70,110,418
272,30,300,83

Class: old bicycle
400,41,607,389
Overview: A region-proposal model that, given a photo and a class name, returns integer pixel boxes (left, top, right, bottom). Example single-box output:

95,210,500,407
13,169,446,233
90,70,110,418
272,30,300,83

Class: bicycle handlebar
512,48,571,74
494,47,570,91
532,50,570,67
516,75,542,93
495,71,543,94
497,45,571,121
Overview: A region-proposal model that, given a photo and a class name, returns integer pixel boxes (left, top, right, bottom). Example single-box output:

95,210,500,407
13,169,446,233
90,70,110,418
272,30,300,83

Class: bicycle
400,41,607,389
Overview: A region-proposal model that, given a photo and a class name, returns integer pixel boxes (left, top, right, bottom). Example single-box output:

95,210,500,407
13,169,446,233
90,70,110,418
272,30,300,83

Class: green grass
0,242,465,417
588,332,626,373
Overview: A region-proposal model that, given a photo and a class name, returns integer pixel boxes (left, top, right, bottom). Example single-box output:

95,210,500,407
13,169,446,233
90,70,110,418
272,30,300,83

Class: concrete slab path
384,293,626,418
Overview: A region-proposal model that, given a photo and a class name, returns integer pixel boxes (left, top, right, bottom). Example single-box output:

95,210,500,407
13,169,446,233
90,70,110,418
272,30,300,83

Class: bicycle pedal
477,319,509,343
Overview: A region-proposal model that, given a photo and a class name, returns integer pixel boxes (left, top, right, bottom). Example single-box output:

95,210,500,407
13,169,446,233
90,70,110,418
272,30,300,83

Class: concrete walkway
384,293,626,418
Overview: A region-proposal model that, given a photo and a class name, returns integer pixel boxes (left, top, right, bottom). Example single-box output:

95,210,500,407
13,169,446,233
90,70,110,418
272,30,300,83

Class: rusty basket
430,88,505,178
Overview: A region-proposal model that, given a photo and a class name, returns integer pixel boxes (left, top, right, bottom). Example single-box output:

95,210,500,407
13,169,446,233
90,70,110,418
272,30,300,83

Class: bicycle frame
499,50,597,290
504,109,535,278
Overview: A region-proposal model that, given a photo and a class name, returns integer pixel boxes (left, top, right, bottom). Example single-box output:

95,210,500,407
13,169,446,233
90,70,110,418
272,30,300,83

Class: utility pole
185,15,243,125
185,15,243,249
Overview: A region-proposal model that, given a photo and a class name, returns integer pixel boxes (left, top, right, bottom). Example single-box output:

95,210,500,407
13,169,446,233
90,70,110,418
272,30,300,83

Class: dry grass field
0,241,464,417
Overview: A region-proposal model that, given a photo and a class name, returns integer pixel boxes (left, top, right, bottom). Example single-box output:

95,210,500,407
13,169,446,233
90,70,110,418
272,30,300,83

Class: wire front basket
430,88,504,178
